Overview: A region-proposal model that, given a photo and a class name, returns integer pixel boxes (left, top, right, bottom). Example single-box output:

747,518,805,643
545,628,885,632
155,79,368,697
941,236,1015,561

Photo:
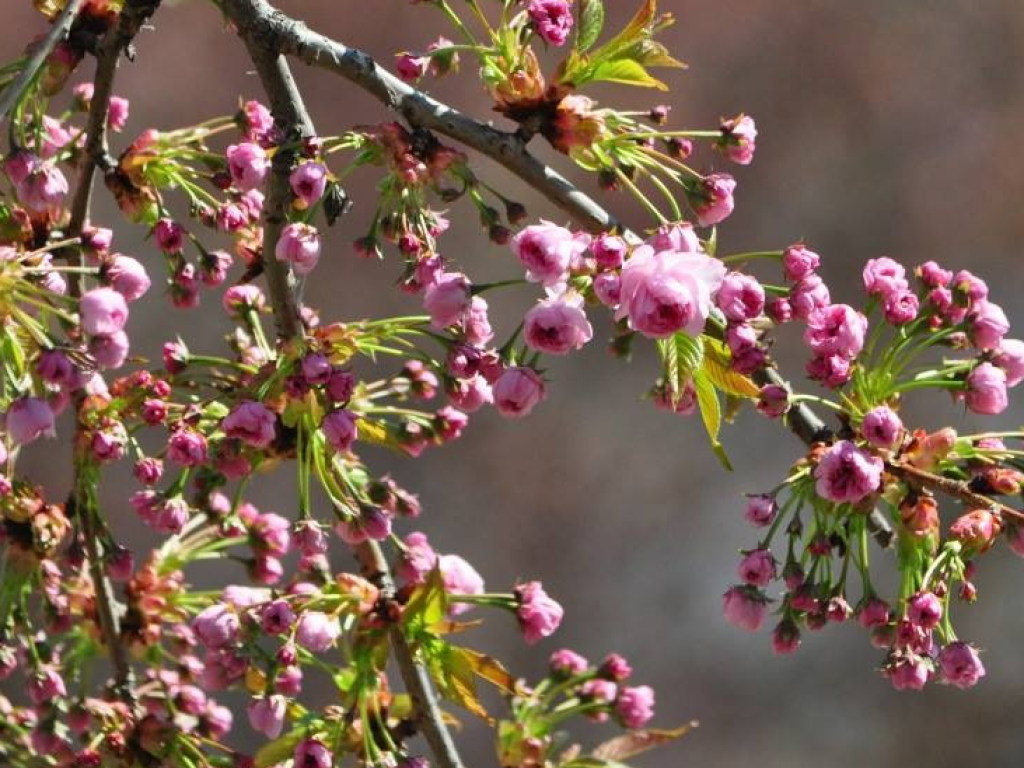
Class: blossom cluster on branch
0,0,1020,766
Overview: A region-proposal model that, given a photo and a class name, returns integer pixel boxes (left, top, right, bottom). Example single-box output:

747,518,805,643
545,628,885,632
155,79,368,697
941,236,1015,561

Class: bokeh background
6,0,1024,765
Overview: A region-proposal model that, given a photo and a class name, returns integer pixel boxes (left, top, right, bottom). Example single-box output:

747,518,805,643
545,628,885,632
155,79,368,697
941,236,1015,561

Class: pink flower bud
717,272,765,322
862,256,908,299
6,396,55,444
294,739,333,768
550,649,589,677
440,554,485,616
226,142,269,191
89,330,130,369
722,585,766,631
133,457,163,485
295,611,340,652
599,653,632,681
993,339,1024,387
744,494,777,526
275,222,321,276
917,260,952,288
938,641,985,689
396,53,429,81
592,234,627,270
615,685,655,730
593,272,621,307
887,655,931,691
261,599,296,636
803,304,867,360
511,222,576,286
691,173,736,227
783,244,820,281
492,367,546,418
861,405,903,449
906,591,942,630
106,254,151,301
193,604,240,649
289,162,328,207
423,271,472,328
247,695,287,739
716,114,757,165
883,290,919,325
771,620,801,655
965,362,1008,415
790,274,831,320
80,287,129,336
223,401,276,449
322,409,358,453
527,0,573,45
515,581,564,644
107,96,129,131
968,300,1010,350
737,548,776,587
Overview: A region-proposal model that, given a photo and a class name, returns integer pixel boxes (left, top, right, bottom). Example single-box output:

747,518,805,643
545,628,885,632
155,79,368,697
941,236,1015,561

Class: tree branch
223,5,467,766
63,0,163,711
888,460,1024,524
0,0,86,125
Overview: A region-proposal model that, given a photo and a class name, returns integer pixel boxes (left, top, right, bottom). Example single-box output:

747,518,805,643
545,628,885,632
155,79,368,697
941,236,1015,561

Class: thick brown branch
64,0,163,711
0,0,86,125
223,6,467,767
888,461,1024,524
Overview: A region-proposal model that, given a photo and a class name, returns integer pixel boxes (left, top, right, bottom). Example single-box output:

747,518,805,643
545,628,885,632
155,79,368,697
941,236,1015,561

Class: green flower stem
719,250,783,264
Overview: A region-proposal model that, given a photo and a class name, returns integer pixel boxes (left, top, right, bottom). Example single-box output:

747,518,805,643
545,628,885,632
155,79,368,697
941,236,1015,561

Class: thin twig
0,0,86,125
888,460,1024,523
64,0,163,711
222,5,467,766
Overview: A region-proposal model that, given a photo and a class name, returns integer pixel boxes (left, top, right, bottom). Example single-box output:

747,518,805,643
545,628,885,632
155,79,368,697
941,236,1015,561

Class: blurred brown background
6,0,1024,765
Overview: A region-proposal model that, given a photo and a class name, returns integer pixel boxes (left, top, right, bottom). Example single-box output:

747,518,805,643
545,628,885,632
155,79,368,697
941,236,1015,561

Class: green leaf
458,646,517,694
254,730,305,768
588,59,669,90
403,566,449,635
658,332,704,405
576,0,605,53
693,370,732,470
702,339,760,399
433,644,492,722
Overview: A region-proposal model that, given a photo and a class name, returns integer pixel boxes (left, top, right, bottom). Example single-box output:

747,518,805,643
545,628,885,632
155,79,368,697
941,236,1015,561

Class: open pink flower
965,362,1008,415
524,292,593,355
80,287,129,336
492,367,546,418
6,397,56,445
515,581,564,644
226,142,269,191
527,0,573,45
616,245,726,338
803,304,867,359
511,222,577,286
814,440,883,503
223,401,276,449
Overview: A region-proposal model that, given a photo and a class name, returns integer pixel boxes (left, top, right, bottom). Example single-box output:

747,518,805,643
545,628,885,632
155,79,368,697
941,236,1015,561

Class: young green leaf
576,0,606,53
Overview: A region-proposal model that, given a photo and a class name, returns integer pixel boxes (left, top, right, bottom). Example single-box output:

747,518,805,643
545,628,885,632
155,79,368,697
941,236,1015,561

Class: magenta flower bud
16,159,69,214
423,271,472,328
527,0,573,45
993,339,1024,387
717,272,765,322
857,597,891,629
223,401,277,449
965,362,1008,415
722,585,767,631
396,53,430,81
275,664,303,696
581,678,618,704
133,457,163,486
968,300,1010,350
550,649,589,677
592,234,627,270
862,256,908,299
511,222,577,286
154,218,186,253
806,353,852,389
615,685,655,730
938,641,985,689
887,655,931,692
80,287,129,336
524,293,593,355
36,349,76,388
241,99,274,141
789,274,831,320
861,405,903,450
647,223,701,254
907,591,942,630
28,667,66,705
294,738,333,768
782,244,820,281
254,512,292,556
813,440,883,503
226,142,269,191
616,244,726,338
462,295,494,346
300,353,331,386
717,114,757,165
737,548,776,587
167,428,208,467
296,611,340,653
493,366,546,419
107,95,129,131
275,222,321,276
261,599,296,636
289,162,328,207
247,695,287,739
447,374,493,413
771,620,801,655
917,260,952,288
6,396,55,445
952,269,989,302
598,653,632,682
322,409,358,453
200,249,232,287
325,369,356,404
515,581,564,644
691,173,736,227
756,385,789,418
744,494,777,526
193,604,240,649
396,531,438,585
803,304,867,359
882,289,918,326
440,554,485,616
222,284,265,317
163,340,189,373
91,424,127,462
